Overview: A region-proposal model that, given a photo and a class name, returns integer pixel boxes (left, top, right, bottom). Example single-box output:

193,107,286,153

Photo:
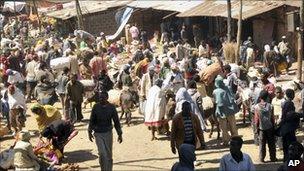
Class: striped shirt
183,116,195,145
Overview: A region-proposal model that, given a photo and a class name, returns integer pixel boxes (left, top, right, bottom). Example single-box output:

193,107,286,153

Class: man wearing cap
163,64,185,93
88,91,122,171
14,130,40,171
140,65,158,100
278,36,289,57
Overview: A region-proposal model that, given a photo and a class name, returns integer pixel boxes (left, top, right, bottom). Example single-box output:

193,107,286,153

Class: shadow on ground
64,149,98,163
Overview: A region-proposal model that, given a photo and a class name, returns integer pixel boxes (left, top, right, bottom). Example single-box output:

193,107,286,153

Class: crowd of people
0,15,304,171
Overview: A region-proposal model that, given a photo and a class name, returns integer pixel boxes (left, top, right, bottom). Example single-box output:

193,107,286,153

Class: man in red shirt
89,50,107,80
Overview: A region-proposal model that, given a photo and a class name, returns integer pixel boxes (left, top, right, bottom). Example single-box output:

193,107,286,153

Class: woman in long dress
144,79,167,140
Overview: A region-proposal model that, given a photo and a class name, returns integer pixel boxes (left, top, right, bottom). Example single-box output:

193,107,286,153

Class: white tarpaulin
2,2,26,13
106,7,133,40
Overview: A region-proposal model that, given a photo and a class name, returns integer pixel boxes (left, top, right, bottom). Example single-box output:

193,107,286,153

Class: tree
227,0,232,42
236,0,242,63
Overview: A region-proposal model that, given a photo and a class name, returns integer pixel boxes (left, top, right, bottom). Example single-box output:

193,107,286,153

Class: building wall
83,7,119,36
251,6,298,56
128,9,173,39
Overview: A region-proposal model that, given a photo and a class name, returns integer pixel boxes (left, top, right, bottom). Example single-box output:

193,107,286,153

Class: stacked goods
199,60,223,85
79,80,95,92
50,57,71,71
108,89,122,106
202,96,214,110
223,42,237,63
58,163,80,171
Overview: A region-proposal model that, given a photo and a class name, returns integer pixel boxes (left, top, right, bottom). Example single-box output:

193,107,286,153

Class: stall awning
45,0,131,20
177,0,298,20
127,0,204,13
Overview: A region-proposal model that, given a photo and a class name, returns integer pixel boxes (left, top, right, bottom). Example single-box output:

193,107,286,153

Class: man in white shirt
25,55,39,101
219,136,255,171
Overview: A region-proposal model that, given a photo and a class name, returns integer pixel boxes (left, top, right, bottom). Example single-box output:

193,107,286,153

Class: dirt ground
2,102,300,171
1,63,304,170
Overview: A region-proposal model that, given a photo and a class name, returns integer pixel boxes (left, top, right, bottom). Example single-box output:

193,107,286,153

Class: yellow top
35,105,62,132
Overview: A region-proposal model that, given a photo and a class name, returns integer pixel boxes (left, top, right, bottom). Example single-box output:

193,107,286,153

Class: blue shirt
219,153,255,171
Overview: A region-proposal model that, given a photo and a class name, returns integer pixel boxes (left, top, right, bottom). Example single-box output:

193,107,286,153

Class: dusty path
1,102,296,170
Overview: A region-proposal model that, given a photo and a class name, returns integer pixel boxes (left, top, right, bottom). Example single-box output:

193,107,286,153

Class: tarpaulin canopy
2,2,26,13
107,7,133,40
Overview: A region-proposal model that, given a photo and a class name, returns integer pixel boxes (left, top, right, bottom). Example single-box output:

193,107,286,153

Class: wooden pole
14,0,16,18
297,0,304,81
75,0,84,30
236,0,242,64
227,0,232,42
32,0,41,33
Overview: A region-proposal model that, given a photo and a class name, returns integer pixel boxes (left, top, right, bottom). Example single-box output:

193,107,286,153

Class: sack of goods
108,89,121,106
199,61,222,85
50,57,71,71
202,96,214,110
79,80,95,92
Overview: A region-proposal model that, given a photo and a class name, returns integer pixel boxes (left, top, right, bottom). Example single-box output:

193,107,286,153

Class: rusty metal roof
46,0,131,20
177,0,298,19
127,0,204,13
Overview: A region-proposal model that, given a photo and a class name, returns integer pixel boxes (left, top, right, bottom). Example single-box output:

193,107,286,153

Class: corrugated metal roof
177,0,297,19
45,0,131,20
127,0,204,13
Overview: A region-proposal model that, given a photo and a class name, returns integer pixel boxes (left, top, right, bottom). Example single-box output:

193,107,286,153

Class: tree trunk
297,0,304,81
236,0,242,64
227,0,232,42
75,0,84,30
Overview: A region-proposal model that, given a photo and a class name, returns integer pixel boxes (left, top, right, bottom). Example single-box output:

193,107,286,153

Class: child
271,86,285,124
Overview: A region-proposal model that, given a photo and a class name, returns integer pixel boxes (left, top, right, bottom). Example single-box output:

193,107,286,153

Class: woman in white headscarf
144,79,167,140
175,87,205,131
14,130,40,171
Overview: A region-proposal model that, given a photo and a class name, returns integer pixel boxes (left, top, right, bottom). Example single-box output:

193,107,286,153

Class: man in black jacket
88,91,122,171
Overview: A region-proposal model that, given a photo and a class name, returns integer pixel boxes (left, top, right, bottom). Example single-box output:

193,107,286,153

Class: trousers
69,101,83,123
94,131,113,171
282,132,297,161
259,128,276,161
218,115,238,144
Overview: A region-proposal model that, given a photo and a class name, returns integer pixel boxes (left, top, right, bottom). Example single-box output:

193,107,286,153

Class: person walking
25,54,39,101
66,74,84,123
55,67,70,119
219,136,255,171
171,101,205,154
254,90,277,162
171,144,196,171
88,91,123,171
213,75,239,146
144,79,167,140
